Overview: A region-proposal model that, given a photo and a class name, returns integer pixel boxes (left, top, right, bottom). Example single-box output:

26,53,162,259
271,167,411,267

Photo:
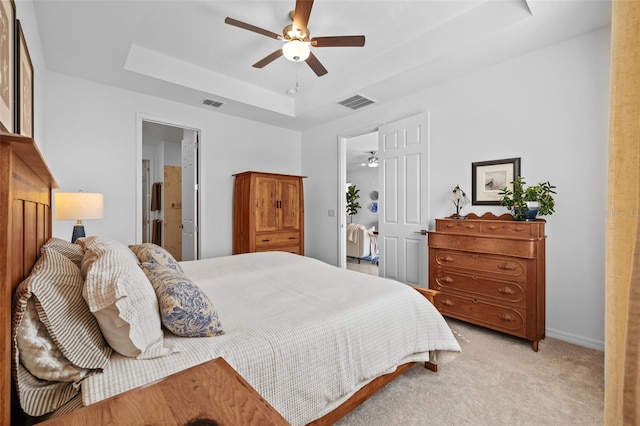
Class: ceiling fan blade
253,49,284,68
305,51,328,76
311,35,366,47
292,0,314,33
225,17,282,40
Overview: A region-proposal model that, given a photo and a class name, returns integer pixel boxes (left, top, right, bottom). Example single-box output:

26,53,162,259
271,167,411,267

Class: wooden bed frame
0,132,436,425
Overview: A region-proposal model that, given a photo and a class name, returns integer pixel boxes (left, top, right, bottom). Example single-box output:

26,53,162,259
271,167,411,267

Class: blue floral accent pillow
140,263,224,337
129,243,184,273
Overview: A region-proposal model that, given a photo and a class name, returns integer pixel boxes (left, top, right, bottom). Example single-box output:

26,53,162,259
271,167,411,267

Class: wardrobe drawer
431,249,527,279
255,245,301,255
255,232,300,248
431,269,526,307
435,293,526,337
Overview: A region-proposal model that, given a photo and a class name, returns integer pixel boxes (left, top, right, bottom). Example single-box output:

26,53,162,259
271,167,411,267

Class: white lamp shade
55,192,104,220
282,40,310,62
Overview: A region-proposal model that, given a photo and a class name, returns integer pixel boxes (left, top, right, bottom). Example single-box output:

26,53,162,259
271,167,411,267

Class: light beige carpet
336,318,604,426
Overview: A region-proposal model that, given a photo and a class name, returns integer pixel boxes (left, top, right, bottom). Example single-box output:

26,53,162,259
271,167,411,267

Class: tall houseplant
346,185,361,223
499,176,556,221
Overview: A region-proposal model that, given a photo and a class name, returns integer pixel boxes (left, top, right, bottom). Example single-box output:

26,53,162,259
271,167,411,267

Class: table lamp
55,192,104,242
451,185,470,219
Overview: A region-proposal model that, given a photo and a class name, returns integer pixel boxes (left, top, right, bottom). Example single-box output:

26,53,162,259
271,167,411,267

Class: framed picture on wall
16,20,33,138
0,0,15,133
471,157,521,205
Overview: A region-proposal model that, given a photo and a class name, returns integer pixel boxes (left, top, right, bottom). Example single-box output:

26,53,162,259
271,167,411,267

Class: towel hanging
150,182,162,211
152,219,162,245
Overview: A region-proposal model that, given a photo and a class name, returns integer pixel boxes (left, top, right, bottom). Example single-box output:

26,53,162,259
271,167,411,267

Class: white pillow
81,236,179,358
16,298,90,383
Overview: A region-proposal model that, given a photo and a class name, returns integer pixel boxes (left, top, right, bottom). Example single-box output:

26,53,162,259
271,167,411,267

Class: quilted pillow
81,236,179,358
129,243,184,273
42,237,84,268
12,247,111,416
140,262,224,337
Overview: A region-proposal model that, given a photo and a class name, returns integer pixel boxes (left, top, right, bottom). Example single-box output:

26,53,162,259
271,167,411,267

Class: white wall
302,28,610,350
44,72,302,258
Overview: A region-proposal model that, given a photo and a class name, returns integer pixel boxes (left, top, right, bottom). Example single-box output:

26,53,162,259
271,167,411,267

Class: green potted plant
346,185,361,223
499,176,557,221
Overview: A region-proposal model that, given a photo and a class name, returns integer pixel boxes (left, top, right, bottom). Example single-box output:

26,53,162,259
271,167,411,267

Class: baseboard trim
546,328,604,351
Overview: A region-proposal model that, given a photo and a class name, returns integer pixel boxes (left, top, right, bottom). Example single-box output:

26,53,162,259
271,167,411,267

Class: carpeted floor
336,318,604,426
346,257,379,276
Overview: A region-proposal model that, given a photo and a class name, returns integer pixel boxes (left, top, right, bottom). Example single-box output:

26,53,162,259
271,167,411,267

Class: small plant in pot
499,176,557,221
346,184,361,223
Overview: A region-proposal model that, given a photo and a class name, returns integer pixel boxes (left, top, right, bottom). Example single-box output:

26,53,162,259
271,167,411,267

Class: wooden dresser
233,171,305,255
428,213,546,351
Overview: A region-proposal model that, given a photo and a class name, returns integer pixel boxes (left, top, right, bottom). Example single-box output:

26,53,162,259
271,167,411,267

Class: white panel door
181,130,198,260
378,114,429,286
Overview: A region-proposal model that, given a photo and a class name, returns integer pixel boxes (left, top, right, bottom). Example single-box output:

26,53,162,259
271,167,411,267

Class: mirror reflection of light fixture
451,185,470,219
282,40,311,62
55,192,104,242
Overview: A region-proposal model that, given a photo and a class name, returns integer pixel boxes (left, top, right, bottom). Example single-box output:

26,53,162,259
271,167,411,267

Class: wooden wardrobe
232,171,305,255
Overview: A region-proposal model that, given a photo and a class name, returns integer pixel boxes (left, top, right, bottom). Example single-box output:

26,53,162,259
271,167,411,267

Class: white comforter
81,252,460,425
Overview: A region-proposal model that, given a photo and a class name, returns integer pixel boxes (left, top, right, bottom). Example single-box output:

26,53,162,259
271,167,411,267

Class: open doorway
140,119,200,261
343,131,379,276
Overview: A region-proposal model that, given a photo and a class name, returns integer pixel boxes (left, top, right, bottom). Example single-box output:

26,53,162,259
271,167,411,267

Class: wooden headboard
0,132,57,425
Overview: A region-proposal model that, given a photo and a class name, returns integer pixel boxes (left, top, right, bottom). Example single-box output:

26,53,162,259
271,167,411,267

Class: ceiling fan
224,0,366,76
358,151,378,168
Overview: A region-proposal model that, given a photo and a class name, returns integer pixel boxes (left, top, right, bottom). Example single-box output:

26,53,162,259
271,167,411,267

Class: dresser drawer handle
441,298,455,307
497,286,516,295
445,224,455,228
487,225,499,231
510,226,525,232
440,255,455,262
497,313,516,322
440,275,455,283
288,237,296,240
261,239,271,242
464,224,477,229
498,263,517,271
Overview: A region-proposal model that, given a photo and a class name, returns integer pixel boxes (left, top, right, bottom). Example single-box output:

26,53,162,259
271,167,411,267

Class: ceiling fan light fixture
367,152,379,167
282,40,311,62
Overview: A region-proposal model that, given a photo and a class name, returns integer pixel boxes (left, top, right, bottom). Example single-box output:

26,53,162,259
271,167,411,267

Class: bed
1,133,461,425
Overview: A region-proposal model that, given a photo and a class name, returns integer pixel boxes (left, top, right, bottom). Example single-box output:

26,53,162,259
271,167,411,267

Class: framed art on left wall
16,20,33,138
0,0,15,133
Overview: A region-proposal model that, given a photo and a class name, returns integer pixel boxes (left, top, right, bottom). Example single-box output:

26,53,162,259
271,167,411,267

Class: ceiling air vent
202,98,224,108
338,94,375,110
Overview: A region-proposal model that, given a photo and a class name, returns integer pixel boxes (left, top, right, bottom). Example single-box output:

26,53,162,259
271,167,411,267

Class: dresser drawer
429,232,541,258
435,218,544,238
435,293,526,337
431,269,526,307
255,232,300,248
431,249,527,279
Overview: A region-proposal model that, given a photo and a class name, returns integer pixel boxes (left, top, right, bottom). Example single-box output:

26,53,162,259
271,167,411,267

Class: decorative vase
514,202,539,221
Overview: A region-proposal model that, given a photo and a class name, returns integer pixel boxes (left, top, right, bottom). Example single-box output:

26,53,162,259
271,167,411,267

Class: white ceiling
33,0,611,134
